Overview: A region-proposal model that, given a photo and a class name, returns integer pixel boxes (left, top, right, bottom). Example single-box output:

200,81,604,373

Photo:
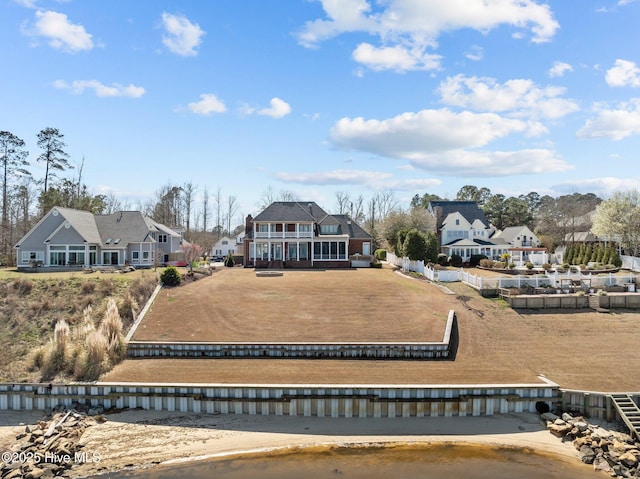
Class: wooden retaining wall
0,381,557,418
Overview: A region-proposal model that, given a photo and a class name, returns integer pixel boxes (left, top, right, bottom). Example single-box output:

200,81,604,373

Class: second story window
158,234,168,243
320,224,338,234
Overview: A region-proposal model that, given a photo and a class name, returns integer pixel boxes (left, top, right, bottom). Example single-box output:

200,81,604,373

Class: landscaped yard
104,266,640,392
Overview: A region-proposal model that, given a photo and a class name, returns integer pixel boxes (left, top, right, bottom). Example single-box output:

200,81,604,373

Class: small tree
160,266,182,286
181,242,204,273
224,253,235,267
403,229,427,261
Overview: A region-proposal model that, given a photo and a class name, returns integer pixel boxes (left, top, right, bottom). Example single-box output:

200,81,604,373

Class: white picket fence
460,270,638,290
386,253,460,282
387,252,640,289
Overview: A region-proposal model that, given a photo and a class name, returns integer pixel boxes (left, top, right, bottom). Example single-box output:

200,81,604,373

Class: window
142,251,150,260
158,234,168,243
222,240,228,245
299,224,311,232
258,224,269,232
21,251,44,264
455,219,460,225
132,251,140,263
320,224,338,234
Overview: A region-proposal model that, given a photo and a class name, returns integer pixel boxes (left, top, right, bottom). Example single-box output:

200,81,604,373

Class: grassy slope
0,268,158,382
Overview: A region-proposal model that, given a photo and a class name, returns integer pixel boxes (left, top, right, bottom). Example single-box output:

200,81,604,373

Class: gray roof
332,214,372,239
254,202,329,222
428,201,489,229
251,202,372,240
94,211,161,247
56,207,102,244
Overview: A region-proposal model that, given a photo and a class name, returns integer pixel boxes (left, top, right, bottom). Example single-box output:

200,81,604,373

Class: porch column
296,241,299,261
282,240,285,260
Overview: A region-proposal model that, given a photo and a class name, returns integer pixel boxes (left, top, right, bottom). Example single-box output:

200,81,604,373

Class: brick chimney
245,214,253,235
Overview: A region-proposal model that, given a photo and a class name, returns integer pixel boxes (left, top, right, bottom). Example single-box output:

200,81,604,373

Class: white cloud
13,0,38,8
53,79,145,98
552,177,640,196
275,169,389,185
548,61,573,78
257,98,291,119
407,149,571,176
24,10,93,53
329,108,572,176
438,74,579,120
618,0,640,5
297,0,558,72
352,43,441,72
160,12,205,57
330,108,528,156
577,99,640,140
386,178,442,190
187,93,226,115
465,45,483,61
606,59,640,87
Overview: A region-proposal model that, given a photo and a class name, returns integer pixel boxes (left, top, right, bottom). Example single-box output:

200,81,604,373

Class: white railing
254,231,313,239
461,270,639,290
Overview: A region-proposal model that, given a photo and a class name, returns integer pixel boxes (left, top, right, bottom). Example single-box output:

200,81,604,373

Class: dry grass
134,268,449,342
105,266,640,392
0,273,158,382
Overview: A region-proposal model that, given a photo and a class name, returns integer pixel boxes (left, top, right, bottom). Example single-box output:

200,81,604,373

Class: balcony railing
255,231,313,239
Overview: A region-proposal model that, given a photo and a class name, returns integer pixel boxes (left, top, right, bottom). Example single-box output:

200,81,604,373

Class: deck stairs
610,394,640,440
588,294,608,312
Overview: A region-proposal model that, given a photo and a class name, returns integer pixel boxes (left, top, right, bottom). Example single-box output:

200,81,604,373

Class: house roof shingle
428,200,489,229
253,202,328,223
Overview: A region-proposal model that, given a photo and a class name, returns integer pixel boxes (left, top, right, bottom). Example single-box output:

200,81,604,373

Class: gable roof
492,226,533,244
428,200,489,229
16,207,180,250
254,202,328,222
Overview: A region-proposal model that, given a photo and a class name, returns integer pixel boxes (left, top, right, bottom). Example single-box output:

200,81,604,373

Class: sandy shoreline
0,410,587,477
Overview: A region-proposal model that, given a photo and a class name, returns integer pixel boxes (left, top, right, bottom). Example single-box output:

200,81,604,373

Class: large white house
428,200,545,264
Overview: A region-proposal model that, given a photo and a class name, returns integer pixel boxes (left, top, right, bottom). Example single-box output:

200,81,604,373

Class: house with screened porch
15,206,184,270
243,201,373,268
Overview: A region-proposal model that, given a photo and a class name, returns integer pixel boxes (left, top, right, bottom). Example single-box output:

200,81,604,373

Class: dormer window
320,224,338,234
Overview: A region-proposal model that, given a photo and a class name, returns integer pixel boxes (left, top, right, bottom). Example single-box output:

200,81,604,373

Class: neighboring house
243,201,373,268
211,235,238,258
427,200,544,264
15,207,184,269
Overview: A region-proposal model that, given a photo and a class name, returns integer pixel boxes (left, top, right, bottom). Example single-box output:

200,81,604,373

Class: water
105,443,604,479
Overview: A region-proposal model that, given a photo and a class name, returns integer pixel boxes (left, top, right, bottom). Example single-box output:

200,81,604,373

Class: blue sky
3,0,640,225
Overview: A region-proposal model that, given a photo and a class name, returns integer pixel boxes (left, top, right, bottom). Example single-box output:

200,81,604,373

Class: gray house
15,207,184,269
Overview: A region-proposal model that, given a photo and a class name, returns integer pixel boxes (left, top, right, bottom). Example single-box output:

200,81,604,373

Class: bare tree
104,193,122,214
375,189,399,221
226,195,238,236
202,186,210,232
182,181,197,234
213,186,222,240
335,191,350,214
349,194,365,225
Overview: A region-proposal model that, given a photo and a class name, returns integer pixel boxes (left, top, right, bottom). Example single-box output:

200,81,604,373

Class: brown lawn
104,266,640,392
132,268,450,342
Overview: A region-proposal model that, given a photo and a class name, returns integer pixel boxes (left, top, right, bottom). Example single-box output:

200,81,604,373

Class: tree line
3,127,637,266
